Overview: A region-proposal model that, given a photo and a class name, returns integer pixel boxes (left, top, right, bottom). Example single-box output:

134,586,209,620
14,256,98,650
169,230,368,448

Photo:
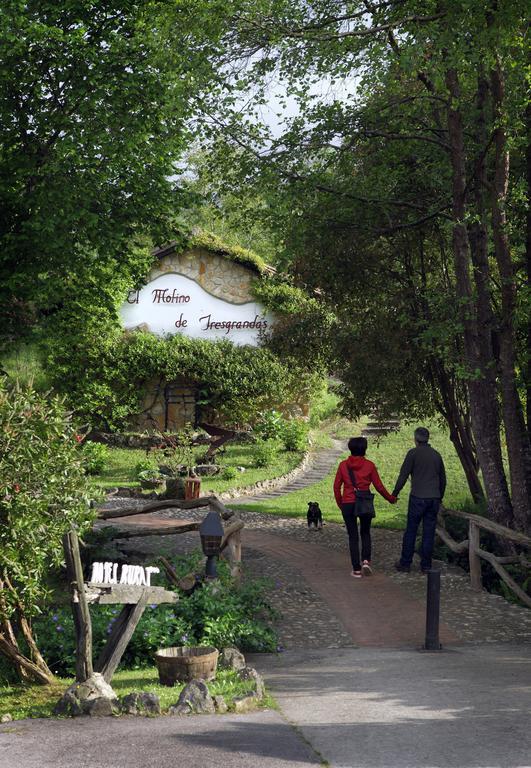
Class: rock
237,666,265,699
194,464,220,477
53,690,84,717
53,672,119,717
120,692,161,716
219,646,246,671
213,695,228,714
85,698,118,717
169,680,215,715
1,714,13,723
233,692,259,713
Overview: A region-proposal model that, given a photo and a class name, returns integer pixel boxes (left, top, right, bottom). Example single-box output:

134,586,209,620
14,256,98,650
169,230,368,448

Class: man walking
393,427,446,573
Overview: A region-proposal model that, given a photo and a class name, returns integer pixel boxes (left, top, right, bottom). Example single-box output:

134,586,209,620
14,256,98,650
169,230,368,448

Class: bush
221,466,238,481
134,457,159,479
33,553,278,675
254,410,309,452
254,409,286,441
0,381,95,681
282,419,309,452
81,441,111,475
251,439,281,468
0,382,95,619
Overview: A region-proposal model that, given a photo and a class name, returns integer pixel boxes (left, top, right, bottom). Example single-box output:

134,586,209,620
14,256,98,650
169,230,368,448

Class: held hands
389,495,398,504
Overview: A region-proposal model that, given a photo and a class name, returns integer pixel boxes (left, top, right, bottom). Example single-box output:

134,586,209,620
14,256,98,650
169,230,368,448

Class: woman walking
333,436,396,578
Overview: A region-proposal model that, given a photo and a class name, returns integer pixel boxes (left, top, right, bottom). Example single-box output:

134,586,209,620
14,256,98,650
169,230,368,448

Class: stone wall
134,379,197,432
149,248,255,305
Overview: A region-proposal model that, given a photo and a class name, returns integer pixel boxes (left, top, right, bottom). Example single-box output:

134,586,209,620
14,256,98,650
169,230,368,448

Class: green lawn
0,667,274,720
234,421,474,530
91,443,305,495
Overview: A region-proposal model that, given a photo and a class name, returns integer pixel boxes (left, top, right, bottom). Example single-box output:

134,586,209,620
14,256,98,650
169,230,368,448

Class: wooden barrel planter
155,646,219,685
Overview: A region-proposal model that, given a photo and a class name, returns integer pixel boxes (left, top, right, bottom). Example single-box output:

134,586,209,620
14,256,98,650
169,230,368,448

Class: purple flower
150,604,157,609
56,625,63,632
52,614,59,622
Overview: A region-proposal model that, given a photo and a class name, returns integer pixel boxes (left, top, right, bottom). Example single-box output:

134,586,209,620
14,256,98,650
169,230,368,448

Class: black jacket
392,444,446,499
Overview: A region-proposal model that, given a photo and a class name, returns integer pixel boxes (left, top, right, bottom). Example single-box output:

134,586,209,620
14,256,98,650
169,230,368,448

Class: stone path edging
227,439,345,504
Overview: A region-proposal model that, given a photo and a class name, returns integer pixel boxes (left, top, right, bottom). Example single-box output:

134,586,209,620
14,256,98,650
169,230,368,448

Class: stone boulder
169,680,215,715
233,693,259,713
120,692,161,716
53,673,119,717
213,695,228,714
237,666,265,699
193,464,220,477
219,646,246,671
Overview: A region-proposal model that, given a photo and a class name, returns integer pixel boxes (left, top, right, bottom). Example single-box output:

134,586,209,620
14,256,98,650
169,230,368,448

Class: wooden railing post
63,531,93,681
468,521,482,591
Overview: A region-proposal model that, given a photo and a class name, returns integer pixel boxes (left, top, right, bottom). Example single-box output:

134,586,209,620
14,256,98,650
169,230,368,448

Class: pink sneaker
362,561,372,576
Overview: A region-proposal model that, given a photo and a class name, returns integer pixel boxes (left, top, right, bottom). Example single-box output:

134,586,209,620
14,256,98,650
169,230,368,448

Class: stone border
218,451,312,501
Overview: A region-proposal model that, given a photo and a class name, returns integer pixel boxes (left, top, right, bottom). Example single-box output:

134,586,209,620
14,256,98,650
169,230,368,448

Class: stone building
119,234,275,432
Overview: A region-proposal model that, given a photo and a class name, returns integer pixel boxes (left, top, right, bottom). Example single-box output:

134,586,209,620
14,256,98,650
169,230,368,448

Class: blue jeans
399,496,440,570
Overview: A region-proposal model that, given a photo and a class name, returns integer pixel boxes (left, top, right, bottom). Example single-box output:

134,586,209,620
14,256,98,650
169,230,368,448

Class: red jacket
333,455,395,507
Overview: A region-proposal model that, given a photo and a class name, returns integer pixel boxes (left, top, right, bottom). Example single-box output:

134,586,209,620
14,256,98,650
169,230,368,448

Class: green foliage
134,457,159,479
81,441,111,476
186,230,268,274
47,328,319,431
254,409,309,452
221,465,238,480
282,419,309,452
0,382,95,619
0,0,237,346
33,554,278,676
251,439,281,468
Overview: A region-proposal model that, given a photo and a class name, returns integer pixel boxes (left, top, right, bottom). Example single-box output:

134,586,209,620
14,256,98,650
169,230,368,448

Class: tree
199,0,530,529
0,0,234,345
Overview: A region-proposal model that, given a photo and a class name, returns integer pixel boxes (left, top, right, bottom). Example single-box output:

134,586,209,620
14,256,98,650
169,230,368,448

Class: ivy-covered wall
44,233,322,432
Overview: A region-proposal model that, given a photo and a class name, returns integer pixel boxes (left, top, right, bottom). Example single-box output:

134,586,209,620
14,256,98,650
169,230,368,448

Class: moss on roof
186,230,269,274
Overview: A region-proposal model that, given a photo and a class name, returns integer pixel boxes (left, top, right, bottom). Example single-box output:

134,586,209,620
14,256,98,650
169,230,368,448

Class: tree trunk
445,67,513,525
0,632,55,686
490,62,531,532
526,101,531,443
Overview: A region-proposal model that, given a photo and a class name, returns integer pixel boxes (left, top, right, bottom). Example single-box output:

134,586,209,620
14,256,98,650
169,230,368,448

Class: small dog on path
307,501,323,529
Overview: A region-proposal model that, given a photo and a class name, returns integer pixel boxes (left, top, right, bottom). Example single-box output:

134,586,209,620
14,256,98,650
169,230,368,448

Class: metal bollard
424,569,442,650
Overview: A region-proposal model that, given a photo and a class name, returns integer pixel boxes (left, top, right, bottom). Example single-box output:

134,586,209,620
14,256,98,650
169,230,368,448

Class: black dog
307,501,323,529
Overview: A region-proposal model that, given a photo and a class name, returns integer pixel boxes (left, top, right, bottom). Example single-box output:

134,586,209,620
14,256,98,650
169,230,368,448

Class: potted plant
153,424,201,499
137,469,165,490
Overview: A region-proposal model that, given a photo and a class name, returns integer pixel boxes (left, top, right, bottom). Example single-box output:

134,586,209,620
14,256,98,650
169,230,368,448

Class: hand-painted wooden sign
89,562,160,586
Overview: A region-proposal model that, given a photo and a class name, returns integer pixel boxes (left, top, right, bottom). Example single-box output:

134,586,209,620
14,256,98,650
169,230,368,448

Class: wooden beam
95,592,150,683
435,525,469,554
468,521,482,591
109,522,200,539
440,507,531,547
84,584,178,605
63,531,93,681
98,495,234,520
477,549,531,609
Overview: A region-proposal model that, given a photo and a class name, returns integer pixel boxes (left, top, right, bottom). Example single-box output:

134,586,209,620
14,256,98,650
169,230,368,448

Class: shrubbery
81,441,111,475
254,409,309,452
0,382,96,682
46,328,320,432
33,554,278,676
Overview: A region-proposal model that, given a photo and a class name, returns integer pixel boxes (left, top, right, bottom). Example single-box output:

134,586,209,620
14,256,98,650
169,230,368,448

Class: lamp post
199,512,224,579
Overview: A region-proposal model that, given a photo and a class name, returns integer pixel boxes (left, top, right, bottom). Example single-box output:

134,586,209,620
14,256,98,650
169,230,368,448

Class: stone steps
232,441,345,505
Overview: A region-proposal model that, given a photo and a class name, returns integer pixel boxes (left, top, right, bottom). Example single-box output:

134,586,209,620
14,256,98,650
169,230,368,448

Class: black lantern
199,511,224,579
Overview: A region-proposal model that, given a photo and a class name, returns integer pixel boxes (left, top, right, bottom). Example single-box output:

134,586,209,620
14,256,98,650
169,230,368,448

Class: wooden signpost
63,531,177,683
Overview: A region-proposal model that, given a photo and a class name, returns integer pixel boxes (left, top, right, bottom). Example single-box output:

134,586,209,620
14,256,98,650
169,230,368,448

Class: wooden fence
436,507,531,608
97,494,243,580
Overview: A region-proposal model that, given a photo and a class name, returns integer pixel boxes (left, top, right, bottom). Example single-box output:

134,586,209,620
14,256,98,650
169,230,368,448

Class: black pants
341,503,372,571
